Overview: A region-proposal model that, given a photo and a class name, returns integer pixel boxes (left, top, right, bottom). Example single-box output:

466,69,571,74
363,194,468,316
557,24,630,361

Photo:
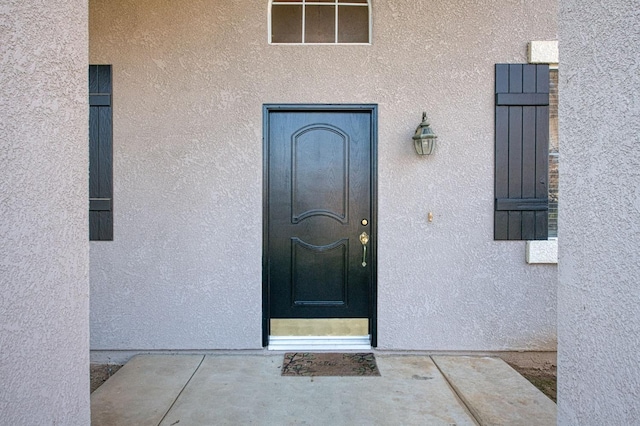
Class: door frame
262,104,378,347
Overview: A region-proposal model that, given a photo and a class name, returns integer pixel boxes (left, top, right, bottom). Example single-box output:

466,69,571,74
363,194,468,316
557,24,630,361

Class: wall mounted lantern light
412,112,437,155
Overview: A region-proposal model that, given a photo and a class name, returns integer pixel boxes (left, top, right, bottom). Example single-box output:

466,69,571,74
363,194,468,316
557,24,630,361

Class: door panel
292,237,348,305
265,107,375,323
292,125,348,223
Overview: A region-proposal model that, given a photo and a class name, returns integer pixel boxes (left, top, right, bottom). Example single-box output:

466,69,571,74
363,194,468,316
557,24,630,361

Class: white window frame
268,0,372,45
526,40,559,264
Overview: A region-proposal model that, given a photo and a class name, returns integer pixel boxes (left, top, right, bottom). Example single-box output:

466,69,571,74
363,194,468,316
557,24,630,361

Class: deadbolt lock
361,219,369,226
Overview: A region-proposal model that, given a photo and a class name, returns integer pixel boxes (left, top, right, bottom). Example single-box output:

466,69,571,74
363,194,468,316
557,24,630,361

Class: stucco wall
0,1,89,424
89,0,557,351
558,1,640,424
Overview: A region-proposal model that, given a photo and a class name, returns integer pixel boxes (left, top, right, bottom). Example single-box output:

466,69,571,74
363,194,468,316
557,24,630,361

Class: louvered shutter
89,65,113,241
495,64,549,240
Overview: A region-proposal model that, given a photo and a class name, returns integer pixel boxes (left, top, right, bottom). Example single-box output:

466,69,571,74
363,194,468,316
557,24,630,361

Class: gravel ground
90,364,122,393
513,367,557,402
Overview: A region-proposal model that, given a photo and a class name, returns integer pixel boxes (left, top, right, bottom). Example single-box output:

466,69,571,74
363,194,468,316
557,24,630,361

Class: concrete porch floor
91,354,556,426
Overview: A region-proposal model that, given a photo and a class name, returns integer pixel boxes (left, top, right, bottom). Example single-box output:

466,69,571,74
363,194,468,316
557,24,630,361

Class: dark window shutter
495,64,549,240
89,65,113,241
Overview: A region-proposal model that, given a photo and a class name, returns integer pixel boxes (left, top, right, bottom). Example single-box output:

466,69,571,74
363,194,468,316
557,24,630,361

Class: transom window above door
269,0,371,44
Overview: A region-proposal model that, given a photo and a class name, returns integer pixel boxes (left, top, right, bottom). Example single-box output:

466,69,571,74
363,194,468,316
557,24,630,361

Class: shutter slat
509,65,523,93
494,64,510,240
523,65,537,93
522,211,535,240
495,64,509,93
494,212,509,240
536,64,549,93
508,212,522,240
98,106,113,196
97,65,112,93
90,212,113,241
535,106,549,198
522,106,537,198
495,106,509,197
508,106,522,199
493,64,509,240
89,106,100,198
535,211,548,240
89,65,99,93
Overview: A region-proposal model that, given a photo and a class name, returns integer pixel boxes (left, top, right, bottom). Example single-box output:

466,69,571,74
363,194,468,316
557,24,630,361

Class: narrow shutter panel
89,65,113,241
495,64,549,240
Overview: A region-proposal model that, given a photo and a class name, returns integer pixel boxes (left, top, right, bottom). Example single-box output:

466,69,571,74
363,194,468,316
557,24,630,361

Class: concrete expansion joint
157,355,205,426
431,356,482,426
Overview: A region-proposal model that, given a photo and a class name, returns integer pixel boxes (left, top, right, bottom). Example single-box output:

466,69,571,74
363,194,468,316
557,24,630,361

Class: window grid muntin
270,0,371,45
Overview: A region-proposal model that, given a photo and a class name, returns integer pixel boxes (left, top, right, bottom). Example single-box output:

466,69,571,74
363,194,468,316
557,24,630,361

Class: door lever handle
359,232,369,267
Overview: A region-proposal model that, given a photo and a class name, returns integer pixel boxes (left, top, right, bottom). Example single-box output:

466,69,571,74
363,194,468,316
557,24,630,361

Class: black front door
263,105,377,343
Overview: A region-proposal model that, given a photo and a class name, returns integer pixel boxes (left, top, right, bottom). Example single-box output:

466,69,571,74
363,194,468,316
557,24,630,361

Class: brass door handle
359,232,369,267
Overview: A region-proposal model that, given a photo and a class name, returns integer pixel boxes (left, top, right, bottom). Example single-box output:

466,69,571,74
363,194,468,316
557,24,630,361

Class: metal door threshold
268,335,371,351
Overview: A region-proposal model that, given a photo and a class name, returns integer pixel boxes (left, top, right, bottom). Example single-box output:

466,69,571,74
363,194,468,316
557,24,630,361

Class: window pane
272,5,302,43
305,5,335,43
338,6,368,43
339,0,368,3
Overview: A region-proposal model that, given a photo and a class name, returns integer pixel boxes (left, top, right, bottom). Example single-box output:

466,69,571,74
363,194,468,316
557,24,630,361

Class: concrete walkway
91,354,556,426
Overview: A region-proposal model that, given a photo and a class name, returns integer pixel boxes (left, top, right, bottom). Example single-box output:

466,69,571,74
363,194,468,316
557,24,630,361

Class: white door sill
268,335,371,351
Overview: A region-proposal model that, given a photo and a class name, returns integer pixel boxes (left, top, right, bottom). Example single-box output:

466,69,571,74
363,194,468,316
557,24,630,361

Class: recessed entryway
263,104,378,349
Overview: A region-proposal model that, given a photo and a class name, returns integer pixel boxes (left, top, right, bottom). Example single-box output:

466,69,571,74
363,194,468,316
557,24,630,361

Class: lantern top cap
413,111,437,140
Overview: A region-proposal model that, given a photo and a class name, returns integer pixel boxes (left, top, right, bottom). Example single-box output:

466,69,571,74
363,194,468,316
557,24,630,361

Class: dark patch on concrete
412,374,433,380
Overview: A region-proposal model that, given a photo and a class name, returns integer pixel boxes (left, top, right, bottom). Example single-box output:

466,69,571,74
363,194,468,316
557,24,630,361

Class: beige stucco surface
558,0,640,424
0,1,89,424
89,0,557,351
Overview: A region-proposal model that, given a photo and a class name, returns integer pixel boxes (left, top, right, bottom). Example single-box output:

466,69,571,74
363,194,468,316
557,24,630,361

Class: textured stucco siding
0,1,89,424
89,0,557,351
558,1,640,424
